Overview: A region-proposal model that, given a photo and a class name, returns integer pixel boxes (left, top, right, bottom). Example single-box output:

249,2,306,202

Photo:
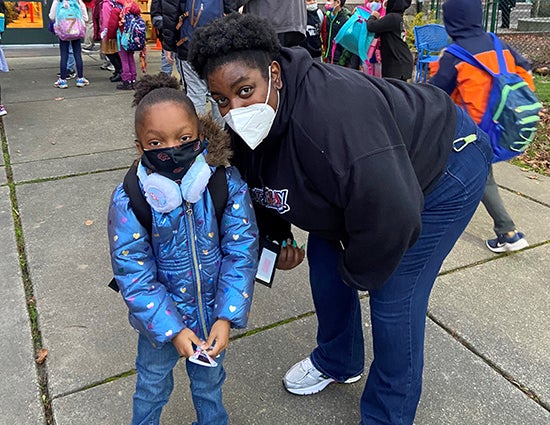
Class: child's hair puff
132,73,198,129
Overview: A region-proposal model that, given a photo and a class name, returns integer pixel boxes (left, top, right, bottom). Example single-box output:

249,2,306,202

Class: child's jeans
132,334,228,425
119,48,137,83
59,39,83,79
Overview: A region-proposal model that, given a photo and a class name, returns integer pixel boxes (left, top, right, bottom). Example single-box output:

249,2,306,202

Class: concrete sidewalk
1,47,549,425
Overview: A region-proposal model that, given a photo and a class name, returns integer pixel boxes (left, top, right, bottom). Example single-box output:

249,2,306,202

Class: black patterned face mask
141,139,205,182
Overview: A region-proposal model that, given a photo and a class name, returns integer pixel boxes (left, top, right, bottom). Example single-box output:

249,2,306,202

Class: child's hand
371,10,381,19
172,328,204,358
204,319,231,358
276,238,305,270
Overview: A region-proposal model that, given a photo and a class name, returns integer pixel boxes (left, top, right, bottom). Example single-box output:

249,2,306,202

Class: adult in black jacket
366,0,414,80
189,13,492,425
161,0,236,120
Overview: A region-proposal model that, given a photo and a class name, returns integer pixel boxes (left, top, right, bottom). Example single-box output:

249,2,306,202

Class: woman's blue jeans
132,334,228,425
307,107,492,425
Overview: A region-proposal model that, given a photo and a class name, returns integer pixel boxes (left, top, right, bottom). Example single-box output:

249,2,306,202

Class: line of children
108,72,259,425
429,0,531,252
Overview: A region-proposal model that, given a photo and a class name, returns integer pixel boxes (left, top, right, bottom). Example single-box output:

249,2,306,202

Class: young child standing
108,73,259,424
49,0,91,88
430,0,531,252
107,0,140,89
366,0,413,80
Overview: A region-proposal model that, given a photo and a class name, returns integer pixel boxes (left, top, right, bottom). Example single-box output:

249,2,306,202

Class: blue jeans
307,106,492,425
132,334,228,425
67,45,75,73
160,49,174,75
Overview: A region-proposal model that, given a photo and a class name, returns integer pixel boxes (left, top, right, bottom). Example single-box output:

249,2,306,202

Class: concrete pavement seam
427,310,550,413
1,119,54,425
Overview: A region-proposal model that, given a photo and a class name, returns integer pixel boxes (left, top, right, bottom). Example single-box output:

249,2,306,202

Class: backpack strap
109,163,228,292
446,33,509,78
208,166,228,226
123,161,153,236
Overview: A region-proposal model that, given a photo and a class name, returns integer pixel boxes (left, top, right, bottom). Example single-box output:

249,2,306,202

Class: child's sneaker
76,77,90,87
116,80,134,90
486,231,529,253
0,104,7,116
54,78,68,89
57,70,76,79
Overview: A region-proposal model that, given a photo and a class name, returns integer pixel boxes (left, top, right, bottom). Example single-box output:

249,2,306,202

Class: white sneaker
283,357,362,395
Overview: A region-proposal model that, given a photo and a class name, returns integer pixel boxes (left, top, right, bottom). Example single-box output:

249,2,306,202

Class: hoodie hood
386,0,411,13
200,114,232,167
443,0,485,39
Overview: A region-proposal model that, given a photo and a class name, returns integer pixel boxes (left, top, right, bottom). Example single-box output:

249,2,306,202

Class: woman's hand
205,319,231,358
171,328,204,358
276,239,305,270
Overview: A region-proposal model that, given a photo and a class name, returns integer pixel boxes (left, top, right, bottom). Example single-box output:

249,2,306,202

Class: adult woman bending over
189,13,492,425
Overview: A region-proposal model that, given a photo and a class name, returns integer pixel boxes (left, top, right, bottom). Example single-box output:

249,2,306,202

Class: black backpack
108,162,228,292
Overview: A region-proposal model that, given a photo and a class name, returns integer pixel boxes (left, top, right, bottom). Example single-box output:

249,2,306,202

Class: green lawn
512,74,549,176
534,74,550,103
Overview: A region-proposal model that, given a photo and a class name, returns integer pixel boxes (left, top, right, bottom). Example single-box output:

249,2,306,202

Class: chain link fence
420,0,550,68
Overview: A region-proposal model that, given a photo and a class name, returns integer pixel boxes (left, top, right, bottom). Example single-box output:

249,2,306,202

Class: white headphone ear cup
141,172,183,213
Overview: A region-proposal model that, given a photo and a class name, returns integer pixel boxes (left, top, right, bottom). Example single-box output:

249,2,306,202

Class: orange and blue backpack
446,33,542,162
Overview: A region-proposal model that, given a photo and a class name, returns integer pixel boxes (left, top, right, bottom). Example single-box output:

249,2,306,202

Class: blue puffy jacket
108,115,259,348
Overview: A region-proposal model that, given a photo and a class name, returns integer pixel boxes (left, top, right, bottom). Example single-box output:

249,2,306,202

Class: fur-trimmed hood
200,114,233,168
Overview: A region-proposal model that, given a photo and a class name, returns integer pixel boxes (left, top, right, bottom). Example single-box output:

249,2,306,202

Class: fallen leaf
527,174,540,180
54,97,65,101
85,220,94,226
35,348,48,365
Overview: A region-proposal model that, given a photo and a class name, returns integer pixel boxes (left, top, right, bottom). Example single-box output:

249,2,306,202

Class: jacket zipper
185,202,209,339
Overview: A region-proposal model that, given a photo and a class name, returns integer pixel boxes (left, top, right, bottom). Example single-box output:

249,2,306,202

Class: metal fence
422,0,550,68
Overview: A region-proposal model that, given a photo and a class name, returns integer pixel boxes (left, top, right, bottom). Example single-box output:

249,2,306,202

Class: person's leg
132,334,180,425
481,166,515,234
71,39,84,78
128,51,137,82
67,44,75,74
308,234,365,380
107,52,122,74
177,59,208,115
0,84,6,116
185,351,228,425
59,40,70,79
360,110,492,425
119,49,131,82
160,49,173,75
83,7,94,47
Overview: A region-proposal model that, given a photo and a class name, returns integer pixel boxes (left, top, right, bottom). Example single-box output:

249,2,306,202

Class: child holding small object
107,73,259,425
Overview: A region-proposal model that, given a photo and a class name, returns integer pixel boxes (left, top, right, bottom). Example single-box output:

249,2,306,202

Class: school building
2,0,153,45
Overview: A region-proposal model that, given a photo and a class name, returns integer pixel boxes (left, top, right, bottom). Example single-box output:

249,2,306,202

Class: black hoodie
366,0,413,80
230,48,456,291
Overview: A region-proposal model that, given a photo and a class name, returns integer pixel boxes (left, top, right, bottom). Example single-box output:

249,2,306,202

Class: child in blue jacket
108,73,258,425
